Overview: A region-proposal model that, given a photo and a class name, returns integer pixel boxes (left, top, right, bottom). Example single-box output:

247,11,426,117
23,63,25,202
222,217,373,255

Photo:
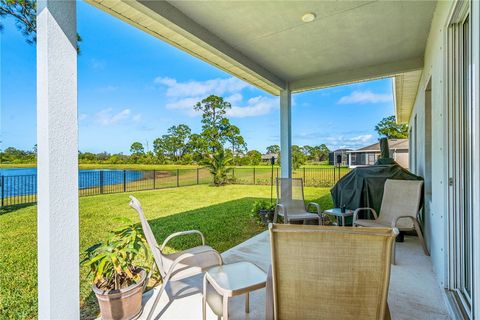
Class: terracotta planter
93,269,146,320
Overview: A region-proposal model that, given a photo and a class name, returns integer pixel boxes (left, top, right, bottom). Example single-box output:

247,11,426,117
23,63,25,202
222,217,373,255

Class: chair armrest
161,230,206,251
274,204,286,223
307,202,321,215
353,207,378,224
392,215,416,228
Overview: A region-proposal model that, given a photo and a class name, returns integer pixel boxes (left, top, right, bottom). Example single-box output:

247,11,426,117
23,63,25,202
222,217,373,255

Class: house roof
351,139,409,153
261,153,278,160
86,0,436,110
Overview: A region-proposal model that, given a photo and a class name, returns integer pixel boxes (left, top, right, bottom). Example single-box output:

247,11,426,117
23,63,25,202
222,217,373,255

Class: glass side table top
323,208,354,216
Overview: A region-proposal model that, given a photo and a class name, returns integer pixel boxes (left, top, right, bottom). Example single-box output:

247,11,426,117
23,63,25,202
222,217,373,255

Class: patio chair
128,196,223,320
352,179,429,262
267,224,397,320
274,178,321,224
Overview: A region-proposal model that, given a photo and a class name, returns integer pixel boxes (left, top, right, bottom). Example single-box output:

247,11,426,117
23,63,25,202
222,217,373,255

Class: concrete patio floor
139,231,451,320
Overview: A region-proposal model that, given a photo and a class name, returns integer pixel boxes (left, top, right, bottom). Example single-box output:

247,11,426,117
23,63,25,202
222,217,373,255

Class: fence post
153,170,156,189
303,167,306,185
333,167,336,183
123,170,126,192
1,175,4,207
253,167,256,185
100,171,104,194
196,168,199,184
176,169,180,187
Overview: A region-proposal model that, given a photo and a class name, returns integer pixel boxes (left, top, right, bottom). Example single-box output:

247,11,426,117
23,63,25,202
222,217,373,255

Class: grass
0,184,333,319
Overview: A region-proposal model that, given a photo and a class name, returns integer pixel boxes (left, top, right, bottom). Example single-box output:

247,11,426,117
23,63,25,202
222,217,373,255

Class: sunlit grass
0,184,333,319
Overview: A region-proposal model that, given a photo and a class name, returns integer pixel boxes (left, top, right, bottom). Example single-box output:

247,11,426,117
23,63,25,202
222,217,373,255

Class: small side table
322,208,354,226
203,261,266,320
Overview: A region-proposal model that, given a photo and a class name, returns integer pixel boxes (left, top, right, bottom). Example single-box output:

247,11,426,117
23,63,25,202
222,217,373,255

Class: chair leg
146,271,172,320
391,242,396,265
414,220,430,256
146,282,166,320
203,275,207,320
223,295,229,320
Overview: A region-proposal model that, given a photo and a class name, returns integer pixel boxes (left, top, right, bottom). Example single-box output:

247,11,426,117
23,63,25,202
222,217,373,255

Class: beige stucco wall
407,0,456,290
393,150,409,169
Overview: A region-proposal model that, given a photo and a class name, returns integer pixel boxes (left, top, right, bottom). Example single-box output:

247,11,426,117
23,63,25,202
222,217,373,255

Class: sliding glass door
447,3,473,318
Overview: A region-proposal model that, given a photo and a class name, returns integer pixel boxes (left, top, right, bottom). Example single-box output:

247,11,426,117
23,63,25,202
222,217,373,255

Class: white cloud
337,90,392,104
79,113,88,121
154,76,250,98
226,93,243,104
165,97,202,117
155,76,278,118
94,108,141,126
294,132,375,150
324,134,374,149
228,96,279,118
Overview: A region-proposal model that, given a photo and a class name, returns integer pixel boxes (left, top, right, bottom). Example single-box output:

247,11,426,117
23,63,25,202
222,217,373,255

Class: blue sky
1,1,394,154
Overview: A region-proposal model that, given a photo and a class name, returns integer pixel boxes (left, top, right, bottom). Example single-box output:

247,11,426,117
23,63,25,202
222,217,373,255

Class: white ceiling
169,0,435,87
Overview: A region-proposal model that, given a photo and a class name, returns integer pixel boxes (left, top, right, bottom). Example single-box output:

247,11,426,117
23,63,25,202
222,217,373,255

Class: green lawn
0,184,333,319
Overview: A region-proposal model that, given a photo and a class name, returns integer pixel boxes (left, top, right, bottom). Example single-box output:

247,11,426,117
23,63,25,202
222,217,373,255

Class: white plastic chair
129,196,223,320
274,178,321,224
352,179,429,262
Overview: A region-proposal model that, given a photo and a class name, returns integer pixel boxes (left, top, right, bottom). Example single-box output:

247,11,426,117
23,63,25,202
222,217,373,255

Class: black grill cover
330,164,423,216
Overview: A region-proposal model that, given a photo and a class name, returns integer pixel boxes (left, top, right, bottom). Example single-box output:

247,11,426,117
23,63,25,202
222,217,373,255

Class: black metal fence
0,167,350,208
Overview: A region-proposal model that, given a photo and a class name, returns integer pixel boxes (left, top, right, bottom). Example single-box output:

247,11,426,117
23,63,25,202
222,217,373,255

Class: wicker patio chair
267,224,397,320
352,179,429,262
129,196,223,320
274,178,321,224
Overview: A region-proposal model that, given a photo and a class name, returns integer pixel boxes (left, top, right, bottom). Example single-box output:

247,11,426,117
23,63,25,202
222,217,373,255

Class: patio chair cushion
355,218,414,231
162,245,220,280
278,211,319,221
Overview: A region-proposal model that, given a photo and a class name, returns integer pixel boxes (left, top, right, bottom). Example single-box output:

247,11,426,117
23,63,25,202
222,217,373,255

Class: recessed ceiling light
301,13,316,23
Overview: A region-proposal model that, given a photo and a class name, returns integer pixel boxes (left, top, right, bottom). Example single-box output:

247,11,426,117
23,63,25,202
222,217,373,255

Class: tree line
0,89,406,171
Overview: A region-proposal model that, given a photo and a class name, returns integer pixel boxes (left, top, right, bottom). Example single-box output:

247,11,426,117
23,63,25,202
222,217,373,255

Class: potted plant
81,218,150,320
251,200,276,225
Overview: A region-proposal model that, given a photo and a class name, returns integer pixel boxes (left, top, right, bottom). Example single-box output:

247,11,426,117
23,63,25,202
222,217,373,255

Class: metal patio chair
266,224,397,319
352,179,429,263
274,178,321,224
129,196,223,320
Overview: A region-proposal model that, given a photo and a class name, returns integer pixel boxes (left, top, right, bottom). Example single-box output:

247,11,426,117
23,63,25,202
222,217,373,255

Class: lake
0,168,145,197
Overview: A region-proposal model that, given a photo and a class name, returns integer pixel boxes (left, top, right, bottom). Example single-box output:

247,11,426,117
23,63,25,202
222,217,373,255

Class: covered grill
331,138,423,219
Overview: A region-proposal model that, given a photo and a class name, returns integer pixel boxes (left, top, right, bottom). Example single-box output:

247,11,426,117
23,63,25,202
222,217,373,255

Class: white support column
280,89,292,178
37,1,78,318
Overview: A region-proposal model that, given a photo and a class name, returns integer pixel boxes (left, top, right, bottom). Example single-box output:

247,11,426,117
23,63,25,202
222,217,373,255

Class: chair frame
352,180,429,263
268,224,397,320
129,196,223,320
273,178,321,224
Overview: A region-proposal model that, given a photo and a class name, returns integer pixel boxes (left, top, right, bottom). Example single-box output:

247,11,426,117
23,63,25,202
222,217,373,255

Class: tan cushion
163,245,219,280
354,219,389,228
278,211,319,221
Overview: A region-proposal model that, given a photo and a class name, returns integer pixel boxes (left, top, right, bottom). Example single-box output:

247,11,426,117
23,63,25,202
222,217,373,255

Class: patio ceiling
86,0,436,120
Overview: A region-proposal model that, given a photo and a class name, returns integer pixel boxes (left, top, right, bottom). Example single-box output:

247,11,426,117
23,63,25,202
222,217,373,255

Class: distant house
328,149,351,166
347,139,409,168
261,153,278,164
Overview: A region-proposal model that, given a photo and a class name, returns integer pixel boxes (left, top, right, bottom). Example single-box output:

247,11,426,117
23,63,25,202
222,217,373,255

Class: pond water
0,168,145,197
